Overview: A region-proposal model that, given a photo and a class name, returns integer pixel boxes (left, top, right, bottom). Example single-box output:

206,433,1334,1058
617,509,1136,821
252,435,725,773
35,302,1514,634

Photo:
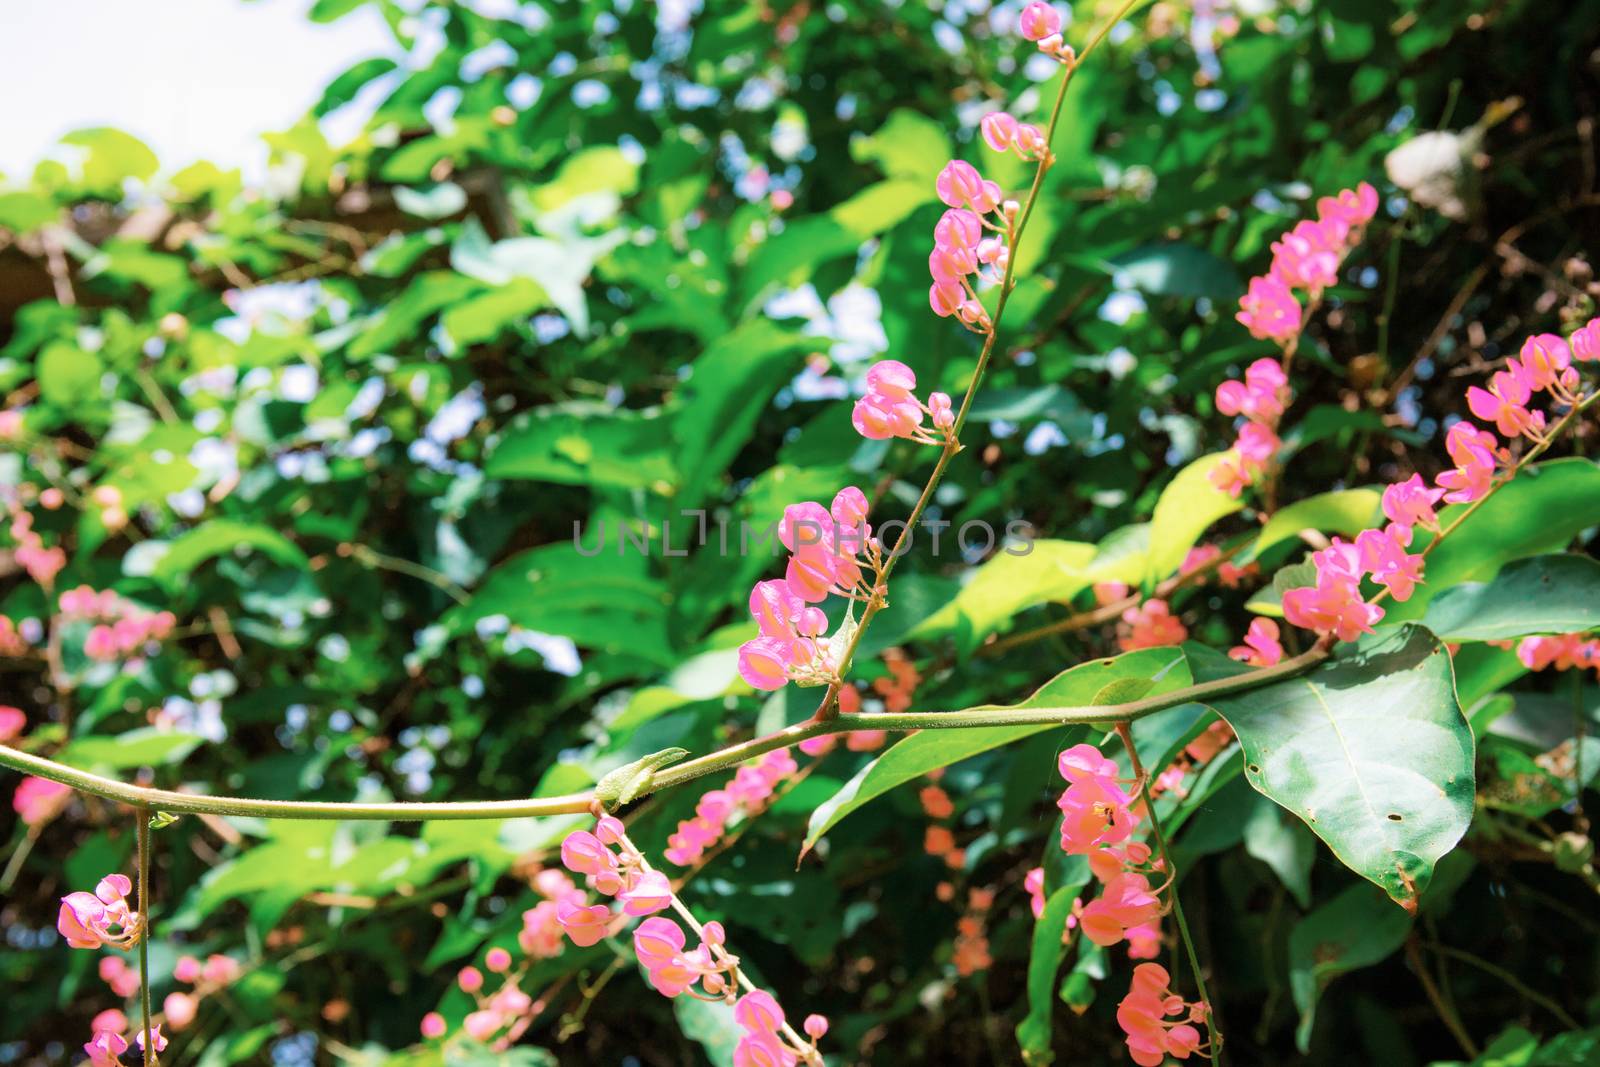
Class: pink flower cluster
1209,358,1290,497
929,171,1009,333
555,814,826,1066
1117,599,1188,651
1054,745,1162,951
1281,320,1600,645
8,508,65,587
59,586,177,663
664,749,800,866
84,1023,166,1067
1515,633,1600,672
738,489,875,692
852,360,954,443
58,874,142,951
1117,963,1209,1066
1019,1,1075,63
1236,183,1377,343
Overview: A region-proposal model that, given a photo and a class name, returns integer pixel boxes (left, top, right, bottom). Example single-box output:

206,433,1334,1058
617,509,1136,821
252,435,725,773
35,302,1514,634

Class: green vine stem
137,805,155,1064
0,644,1330,821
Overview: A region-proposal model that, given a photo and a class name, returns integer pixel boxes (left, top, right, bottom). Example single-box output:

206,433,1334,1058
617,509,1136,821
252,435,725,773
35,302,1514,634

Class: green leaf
913,540,1096,649
1242,792,1316,909
486,403,678,493
61,729,204,770
1245,488,1382,563
394,183,468,220
851,109,952,182
37,341,102,407
1015,886,1083,1064
441,279,547,347
1209,625,1473,910
60,127,159,189
0,191,58,233
1144,452,1245,586
1387,458,1600,623
1421,554,1600,641
150,521,310,589
1288,881,1412,1051
802,647,1191,852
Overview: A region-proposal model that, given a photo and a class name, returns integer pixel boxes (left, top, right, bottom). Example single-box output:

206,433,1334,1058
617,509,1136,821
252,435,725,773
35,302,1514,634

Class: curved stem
0,644,1330,822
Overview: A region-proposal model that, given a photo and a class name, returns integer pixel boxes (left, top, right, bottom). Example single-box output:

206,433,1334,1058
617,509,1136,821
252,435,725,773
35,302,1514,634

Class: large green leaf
1288,881,1412,1051
801,647,1192,852
1387,458,1600,622
486,403,678,493
61,729,204,770
1422,554,1600,641
911,539,1096,647
1244,488,1382,563
1208,624,1473,909
1144,452,1244,586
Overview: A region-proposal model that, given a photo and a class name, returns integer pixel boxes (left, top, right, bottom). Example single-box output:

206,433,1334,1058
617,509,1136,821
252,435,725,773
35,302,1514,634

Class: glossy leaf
1288,881,1412,1051
1421,554,1600,641
1208,625,1473,909
1144,452,1245,585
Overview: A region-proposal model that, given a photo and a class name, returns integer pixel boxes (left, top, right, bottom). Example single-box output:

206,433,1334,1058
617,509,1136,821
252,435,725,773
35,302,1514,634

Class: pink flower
851,391,924,440
556,900,613,947
1316,182,1379,229
457,965,484,993
734,989,786,1033
934,209,982,252
485,946,512,972
1282,571,1383,642
1125,920,1162,960
1117,599,1187,651
1518,333,1572,391
1024,867,1047,919
804,1014,830,1040
1466,368,1540,439
89,1010,127,1035
463,1010,502,1041
1356,527,1425,602
560,830,615,877
1080,871,1161,948
935,160,1003,214
1229,617,1283,667
85,624,120,662
1435,420,1500,503
619,870,674,916
981,111,1019,152
164,991,198,1030
420,1012,447,1039
1018,1,1062,41
865,360,916,402
1269,218,1347,293
1571,317,1600,362
738,636,797,691
1236,274,1302,343
58,875,137,950
1381,474,1444,540
173,955,202,983
1517,633,1600,671
84,1031,128,1067
0,705,24,742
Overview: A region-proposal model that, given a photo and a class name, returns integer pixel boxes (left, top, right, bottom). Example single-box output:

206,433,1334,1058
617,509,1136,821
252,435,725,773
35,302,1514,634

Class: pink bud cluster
1117,599,1188,651
84,1023,166,1067
852,360,954,443
1018,1,1075,63
664,749,800,866
1281,320,1600,645
1209,358,1290,498
929,169,1012,332
162,953,241,1032
58,874,142,951
739,488,877,692
1177,544,1256,588
980,112,1050,163
1117,963,1209,1066
555,814,826,1065
59,585,177,663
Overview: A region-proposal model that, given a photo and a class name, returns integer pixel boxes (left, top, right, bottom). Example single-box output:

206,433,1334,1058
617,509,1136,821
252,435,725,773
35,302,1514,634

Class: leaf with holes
1421,554,1600,641
1207,624,1473,910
